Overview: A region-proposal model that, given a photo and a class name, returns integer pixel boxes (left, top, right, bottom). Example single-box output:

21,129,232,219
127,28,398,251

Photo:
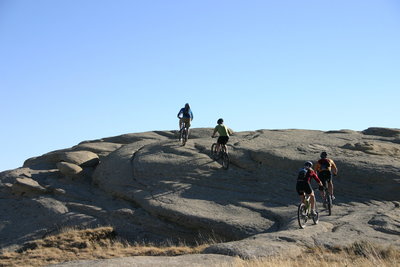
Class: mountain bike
322,186,332,216
297,195,319,229
210,142,230,169
179,124,189,146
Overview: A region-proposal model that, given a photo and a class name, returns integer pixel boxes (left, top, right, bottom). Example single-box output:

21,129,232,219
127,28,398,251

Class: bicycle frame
211,141,230,169
215,143,227,154
304,195,311,211
179,122,189,145
322,186,332,215
298,193,319,228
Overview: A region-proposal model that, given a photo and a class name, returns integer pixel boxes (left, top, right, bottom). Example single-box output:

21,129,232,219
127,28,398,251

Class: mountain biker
314,151,338,200
211,118,233,154
177,103,193,141
296,161,324,216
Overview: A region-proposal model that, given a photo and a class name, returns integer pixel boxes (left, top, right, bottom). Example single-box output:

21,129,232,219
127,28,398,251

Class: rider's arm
312,171,323,186
212,126,218,138
228,128,234,135
190,111,193,120
330,160,338,175
177,109,183,118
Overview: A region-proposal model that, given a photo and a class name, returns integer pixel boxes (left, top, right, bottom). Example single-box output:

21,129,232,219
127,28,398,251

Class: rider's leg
219,136,228,154
179,119,184,134
179,120,183,140
328,180,334,198
186,119,191,138
320,178,326,199
216,143,221,153
216,136,222,153
319,188,325,200
310,192,316,211
179,119,182,130
182,123,187,139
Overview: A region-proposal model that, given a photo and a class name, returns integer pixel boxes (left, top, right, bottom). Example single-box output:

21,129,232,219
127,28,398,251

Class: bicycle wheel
179,128,183,140
297,203,308,229
184,128,189,142
222,152,230,169
312,210,319,225
181,128,187,146
326,194,332,216
211,143,219,159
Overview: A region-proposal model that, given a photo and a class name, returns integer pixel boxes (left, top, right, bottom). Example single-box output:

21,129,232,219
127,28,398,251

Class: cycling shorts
180,118,191,128
318,170,332,188
296,181,313,195
217,136,229,145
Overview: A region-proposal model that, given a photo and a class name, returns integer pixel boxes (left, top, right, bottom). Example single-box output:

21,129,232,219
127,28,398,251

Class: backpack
297,168,307,182
319,158,331,171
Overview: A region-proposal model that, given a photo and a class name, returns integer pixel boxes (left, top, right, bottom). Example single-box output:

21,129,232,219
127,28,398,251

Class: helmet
320,152,327,158
304,161,313,168
217,118,223,124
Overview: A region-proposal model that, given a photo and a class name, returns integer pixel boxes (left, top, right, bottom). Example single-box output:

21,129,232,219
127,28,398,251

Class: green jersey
214,124,230,137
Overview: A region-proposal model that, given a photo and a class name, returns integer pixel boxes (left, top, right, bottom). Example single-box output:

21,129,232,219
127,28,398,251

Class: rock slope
1,127,399,263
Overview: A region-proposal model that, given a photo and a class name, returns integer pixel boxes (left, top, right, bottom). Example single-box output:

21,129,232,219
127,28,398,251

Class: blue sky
1,0,399,171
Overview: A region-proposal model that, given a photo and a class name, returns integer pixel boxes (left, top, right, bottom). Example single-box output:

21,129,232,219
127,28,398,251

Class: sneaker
311,210,317,216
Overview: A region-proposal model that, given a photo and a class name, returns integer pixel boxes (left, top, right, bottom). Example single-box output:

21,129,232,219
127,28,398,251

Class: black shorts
296,181,312,195
217,136,229,145
318,171,332,188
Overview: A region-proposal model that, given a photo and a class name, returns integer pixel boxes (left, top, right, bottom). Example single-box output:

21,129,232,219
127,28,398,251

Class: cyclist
296,161,324,216
211,118,233,154
177,103,193,141
314,151,338,200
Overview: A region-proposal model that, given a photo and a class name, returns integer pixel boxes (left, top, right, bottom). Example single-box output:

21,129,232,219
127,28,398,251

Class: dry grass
231,241,400,267
1,227,399,267
0,227,207,267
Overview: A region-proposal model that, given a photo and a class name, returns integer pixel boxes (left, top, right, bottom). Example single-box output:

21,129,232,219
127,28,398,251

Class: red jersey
298,168,321,184
306,169,321,184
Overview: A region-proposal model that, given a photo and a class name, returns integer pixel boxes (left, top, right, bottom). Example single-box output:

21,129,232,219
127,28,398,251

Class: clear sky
1,0,399,171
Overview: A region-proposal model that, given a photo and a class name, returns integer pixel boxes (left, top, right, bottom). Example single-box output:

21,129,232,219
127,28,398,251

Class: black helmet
320,152,327,158
217,118,223,124
304,161,313,168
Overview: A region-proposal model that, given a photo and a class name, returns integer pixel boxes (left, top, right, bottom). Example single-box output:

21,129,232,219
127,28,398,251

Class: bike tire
181,129,187,146
211,143,219,160
222,152,230,169
297,203,308,229
179,128,183,141
185,128,189,142
326,194,332,216
312,210,319,225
